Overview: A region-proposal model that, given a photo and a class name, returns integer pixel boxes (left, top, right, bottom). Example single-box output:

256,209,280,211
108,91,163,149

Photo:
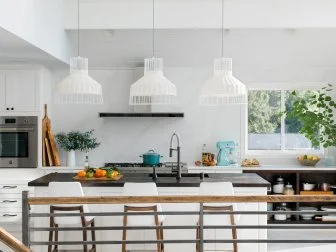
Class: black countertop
28,172,270,188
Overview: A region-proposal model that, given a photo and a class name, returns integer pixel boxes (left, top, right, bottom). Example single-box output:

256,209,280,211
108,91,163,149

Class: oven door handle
0,127,35,132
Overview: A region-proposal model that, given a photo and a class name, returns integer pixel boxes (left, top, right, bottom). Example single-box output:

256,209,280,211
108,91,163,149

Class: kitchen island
28,172,269,252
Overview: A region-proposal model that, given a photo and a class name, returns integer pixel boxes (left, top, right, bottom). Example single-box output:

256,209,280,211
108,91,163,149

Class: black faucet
169,133,181,179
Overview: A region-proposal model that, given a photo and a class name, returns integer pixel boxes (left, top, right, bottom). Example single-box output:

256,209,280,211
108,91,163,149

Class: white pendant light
129,0,177,105
199,0,247,106
56,0,103,105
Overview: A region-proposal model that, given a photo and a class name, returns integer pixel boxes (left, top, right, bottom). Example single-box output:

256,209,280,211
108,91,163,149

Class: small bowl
297,158,320,167
302,183,315,191
299,206,317,220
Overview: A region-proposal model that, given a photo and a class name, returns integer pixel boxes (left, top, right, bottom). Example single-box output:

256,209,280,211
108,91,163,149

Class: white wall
0,0,71,64
51,64,336,167
52,67,244,166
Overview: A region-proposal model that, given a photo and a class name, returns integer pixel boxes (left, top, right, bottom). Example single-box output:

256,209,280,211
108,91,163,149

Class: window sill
244,150,324,158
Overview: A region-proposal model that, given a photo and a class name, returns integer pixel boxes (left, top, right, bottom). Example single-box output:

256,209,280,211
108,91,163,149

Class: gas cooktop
105,162,187,168
104,162,188,173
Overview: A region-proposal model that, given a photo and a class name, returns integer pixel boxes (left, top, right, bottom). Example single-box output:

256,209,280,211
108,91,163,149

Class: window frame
244,82,325,158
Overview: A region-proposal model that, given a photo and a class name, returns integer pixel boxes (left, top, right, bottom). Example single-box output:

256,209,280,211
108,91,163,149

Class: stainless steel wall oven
0,116,38,168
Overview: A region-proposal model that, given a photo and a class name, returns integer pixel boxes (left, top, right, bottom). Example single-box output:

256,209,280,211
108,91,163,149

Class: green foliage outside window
248,91,281,134
286,84,336,148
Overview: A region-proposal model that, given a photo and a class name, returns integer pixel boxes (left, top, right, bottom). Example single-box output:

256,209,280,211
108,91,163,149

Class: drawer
0,212,22,223
0,198,20,209
0,184,29,194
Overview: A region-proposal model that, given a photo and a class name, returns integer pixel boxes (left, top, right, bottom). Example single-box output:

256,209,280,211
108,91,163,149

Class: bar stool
48,182,96,252
196,182,238,252
122,182,165,252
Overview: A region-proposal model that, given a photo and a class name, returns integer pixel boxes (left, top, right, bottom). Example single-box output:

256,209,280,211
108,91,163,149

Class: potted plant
55,130,100,167
286,84,336,163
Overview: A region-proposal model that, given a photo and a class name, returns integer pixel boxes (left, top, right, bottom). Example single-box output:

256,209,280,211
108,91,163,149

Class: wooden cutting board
73,175,123,181
47,129,60,166
42,104,51,166
45,137,53,166
42,104,60,167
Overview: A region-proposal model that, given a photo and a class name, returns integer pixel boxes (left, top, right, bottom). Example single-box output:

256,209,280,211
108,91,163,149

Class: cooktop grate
104,162,187,168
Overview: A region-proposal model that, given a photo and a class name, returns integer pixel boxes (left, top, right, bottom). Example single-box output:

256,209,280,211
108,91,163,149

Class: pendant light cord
152,0,155,58
221,0,224,58
78,0,80,57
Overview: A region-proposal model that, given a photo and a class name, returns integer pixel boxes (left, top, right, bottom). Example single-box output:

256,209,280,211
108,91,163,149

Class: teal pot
140,150,162,166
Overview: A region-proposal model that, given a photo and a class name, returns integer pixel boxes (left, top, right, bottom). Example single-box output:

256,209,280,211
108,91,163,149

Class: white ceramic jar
274,205,287,221
273,176,284,194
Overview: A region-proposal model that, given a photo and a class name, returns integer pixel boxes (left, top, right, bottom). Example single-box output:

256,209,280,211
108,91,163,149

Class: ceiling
0,27,67,69
67,28,336,69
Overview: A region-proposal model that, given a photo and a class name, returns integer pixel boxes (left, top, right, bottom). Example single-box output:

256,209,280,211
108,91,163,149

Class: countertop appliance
217,141,237,166
105,162,188,174
0,116,38,168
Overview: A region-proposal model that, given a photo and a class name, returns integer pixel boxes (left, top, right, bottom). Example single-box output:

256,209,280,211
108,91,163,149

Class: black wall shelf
99,113,184,118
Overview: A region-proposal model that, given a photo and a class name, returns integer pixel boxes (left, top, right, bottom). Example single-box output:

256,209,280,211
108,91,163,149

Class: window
247,89,321,153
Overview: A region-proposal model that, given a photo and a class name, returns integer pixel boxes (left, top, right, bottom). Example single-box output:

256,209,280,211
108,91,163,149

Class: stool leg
54,224,59,252
91,220,96,251
154,209,160,252
83,226,88,252
229,210,238,252
48,224,53,252
196,221,200,252
49,208,55,252
122,206,128,252
160,222,164,252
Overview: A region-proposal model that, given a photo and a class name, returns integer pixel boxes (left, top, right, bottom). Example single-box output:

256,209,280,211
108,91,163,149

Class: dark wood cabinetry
244,169,336,224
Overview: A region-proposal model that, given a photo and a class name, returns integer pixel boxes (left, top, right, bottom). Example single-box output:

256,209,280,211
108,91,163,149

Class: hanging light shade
56,57,103,104
129,57,177,105
199,58,247,106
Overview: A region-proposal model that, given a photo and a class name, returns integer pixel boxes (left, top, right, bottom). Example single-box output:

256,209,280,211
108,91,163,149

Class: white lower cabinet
0,181,35,251
32,186,267,252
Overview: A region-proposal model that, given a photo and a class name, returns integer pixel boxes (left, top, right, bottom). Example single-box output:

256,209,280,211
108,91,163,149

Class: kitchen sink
148,173,209,178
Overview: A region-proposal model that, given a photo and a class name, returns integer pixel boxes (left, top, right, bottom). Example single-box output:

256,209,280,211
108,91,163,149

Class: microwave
0,116,38,168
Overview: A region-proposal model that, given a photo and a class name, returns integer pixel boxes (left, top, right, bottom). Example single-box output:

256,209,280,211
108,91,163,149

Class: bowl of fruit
297,155,320,166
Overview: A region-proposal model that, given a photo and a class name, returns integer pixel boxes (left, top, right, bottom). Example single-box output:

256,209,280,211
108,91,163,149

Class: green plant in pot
286,84,336,164
56,130,100,167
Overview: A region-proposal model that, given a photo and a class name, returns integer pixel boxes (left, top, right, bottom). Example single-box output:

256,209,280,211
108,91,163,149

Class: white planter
67,150,76,167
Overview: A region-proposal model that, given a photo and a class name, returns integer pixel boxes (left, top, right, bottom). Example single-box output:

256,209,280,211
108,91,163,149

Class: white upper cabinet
0,70,39,112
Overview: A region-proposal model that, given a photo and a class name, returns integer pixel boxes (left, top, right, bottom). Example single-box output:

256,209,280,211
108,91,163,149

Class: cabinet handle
2,186,17,189
2,214,17,217
6,108,9,111
2,200,17,203
11,108,14,110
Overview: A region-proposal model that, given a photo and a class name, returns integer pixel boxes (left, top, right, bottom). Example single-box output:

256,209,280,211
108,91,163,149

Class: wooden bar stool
48,182,96,252
196,182,238,252
122,182,165,252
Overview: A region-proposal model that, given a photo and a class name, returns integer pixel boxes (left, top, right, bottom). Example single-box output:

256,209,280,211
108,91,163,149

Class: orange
100,170,107,177
112,171,119,177
94,169,102,177
77,170,86,177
